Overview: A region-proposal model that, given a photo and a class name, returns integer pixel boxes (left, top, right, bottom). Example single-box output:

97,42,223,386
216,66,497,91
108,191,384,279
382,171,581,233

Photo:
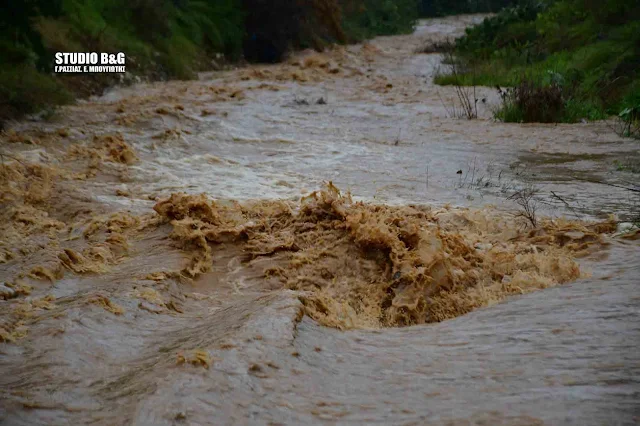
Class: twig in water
550,191,581,219
571,176,640,193
425,165,429,190
508,184,539,228
394,128,401,146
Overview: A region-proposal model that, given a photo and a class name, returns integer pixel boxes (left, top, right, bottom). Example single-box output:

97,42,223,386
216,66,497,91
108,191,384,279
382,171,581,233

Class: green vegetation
435,0,640,127
342,0,419,39
419,0,518,17
613,159,640,173
0,0,418,127
1,0,245,127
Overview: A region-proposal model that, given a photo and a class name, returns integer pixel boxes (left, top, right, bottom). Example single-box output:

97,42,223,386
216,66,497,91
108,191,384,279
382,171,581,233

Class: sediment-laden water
1,15,639,426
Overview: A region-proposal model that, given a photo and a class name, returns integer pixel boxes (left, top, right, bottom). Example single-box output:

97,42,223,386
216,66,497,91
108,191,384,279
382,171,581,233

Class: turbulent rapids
1,15,639,426
152,184,614,329
0,156,615,339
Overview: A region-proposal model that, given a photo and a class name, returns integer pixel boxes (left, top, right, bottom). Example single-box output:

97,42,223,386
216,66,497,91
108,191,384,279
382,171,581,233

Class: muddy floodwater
1,15,639,426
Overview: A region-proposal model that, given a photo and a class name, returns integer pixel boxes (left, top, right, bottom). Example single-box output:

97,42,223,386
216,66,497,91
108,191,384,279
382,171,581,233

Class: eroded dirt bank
1,15,639,425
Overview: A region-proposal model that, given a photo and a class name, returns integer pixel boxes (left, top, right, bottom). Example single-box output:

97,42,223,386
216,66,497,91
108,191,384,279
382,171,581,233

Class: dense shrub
343,0,418,39
437,0,640,124
495,80,564,123
454,1,547,61
0,65,72,126
615,86,640,138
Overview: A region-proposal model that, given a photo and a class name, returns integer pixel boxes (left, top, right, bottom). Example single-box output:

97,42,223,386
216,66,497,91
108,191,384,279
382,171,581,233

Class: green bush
614,81,640,138
344,0,418,39
0,65,72,129
563,99,607,122
437,0,640,124
495,80,565,123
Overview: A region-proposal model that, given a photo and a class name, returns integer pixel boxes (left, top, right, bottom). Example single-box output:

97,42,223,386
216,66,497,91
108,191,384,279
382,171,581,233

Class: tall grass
435,0,640,125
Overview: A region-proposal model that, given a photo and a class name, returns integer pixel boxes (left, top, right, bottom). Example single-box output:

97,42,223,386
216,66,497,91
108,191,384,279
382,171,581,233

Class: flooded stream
1,15,639,425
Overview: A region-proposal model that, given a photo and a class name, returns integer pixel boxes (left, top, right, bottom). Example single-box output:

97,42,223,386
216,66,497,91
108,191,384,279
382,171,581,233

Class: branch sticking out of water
436,40,478,120
508,184,539,228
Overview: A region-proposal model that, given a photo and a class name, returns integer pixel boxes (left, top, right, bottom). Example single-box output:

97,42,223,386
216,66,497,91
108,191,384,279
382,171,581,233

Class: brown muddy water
1,14,640,426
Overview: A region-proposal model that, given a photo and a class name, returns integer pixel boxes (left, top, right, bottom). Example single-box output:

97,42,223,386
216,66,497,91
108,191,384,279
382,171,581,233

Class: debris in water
177,349,212,369
0,322,28,343
29,264,63,282
93,134,137,164
88,295,124,315
134,287,165,306
138,301,164,314
31,294,56,310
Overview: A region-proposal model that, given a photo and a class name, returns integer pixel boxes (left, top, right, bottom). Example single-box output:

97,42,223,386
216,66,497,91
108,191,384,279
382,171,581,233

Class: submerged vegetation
435,0,640,126
0,0,419,127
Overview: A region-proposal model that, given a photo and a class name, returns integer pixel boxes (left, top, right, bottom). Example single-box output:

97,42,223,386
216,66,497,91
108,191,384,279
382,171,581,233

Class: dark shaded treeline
419,0,518,17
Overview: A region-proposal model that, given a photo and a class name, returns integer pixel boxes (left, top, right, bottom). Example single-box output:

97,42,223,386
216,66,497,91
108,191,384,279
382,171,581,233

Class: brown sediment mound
1,162,56,205
88,294,124,315
256,83,283,91
0,129,57,145
58,247,114,274
366,76,394,94
1,160,64,271
291,53,342,74
93,134,137,164
154,184,612,330
0,143,150,342
299,54,331,69
361,42,384,63
2,129,33,144
0,321,28,343
83,212,142,238
238,65,333,84
154,193,255,277
133,287,165,305
65,133,137,177
202,85,247,101
28,263,65,282
0,294,56,342
177,349,212,369
0,154,149,290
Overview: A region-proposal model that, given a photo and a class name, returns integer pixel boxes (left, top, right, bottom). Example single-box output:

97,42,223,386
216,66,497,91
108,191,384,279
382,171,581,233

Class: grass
434,0,640,125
